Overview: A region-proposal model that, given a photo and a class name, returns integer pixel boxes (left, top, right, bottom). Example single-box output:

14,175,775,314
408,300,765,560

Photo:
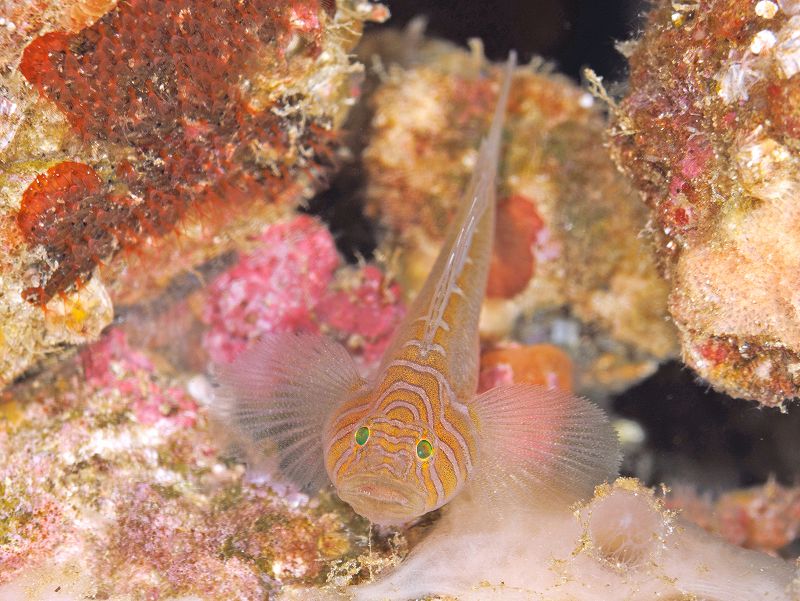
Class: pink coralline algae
316,264,406,366
202,215,405,368
201,215,339,363
81,329,198,431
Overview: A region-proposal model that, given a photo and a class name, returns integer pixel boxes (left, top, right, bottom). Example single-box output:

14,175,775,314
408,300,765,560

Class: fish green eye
355,426,370,446
416,439,433,460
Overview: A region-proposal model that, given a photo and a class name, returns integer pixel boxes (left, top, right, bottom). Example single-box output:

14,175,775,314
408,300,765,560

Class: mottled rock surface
611,0,800,405
0,0,386,388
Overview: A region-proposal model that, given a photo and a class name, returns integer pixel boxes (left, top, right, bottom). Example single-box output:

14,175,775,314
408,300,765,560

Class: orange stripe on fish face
323,355,478,524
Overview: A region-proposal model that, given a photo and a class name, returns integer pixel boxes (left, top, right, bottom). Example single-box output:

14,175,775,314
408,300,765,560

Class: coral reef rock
611,0,800,405
0,329,363,599
363,40,677,395
667,479,800,556
0,0,387,389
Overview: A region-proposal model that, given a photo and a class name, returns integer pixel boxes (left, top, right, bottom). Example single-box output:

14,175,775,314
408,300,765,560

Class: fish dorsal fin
382,52,517,397
212,332,365,492
418,50,517,355
469,384,620,510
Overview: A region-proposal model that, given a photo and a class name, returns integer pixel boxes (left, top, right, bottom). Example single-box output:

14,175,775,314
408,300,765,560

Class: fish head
324,397,473,525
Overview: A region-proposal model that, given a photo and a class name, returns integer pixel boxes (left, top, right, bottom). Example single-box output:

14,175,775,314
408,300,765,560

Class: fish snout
337,474,427,525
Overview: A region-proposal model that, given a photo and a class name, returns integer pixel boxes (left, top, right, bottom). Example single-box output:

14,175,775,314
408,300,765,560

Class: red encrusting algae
16,0,337,304
17,161,107,305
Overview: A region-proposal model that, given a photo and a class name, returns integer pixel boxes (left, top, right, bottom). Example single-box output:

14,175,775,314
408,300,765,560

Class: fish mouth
337,475,426,525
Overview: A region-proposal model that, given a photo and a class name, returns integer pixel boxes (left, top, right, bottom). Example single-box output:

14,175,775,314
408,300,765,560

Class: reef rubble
611,0,800,406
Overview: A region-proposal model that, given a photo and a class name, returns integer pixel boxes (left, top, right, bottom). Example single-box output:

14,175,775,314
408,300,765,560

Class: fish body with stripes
212,53,620,526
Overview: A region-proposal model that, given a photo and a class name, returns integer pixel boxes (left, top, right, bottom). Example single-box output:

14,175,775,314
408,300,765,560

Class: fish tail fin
211,332,365,492
470,384,620,510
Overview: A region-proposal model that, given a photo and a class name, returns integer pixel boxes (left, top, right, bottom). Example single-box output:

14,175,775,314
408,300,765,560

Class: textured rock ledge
610,0,800,406
0,0,386,388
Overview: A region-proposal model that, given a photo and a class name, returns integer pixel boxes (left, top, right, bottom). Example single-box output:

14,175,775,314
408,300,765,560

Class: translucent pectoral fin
212,332,365,492
470,384,621,509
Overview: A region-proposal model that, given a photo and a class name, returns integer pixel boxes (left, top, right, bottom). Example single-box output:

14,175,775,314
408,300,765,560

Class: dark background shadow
380,0,642,80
